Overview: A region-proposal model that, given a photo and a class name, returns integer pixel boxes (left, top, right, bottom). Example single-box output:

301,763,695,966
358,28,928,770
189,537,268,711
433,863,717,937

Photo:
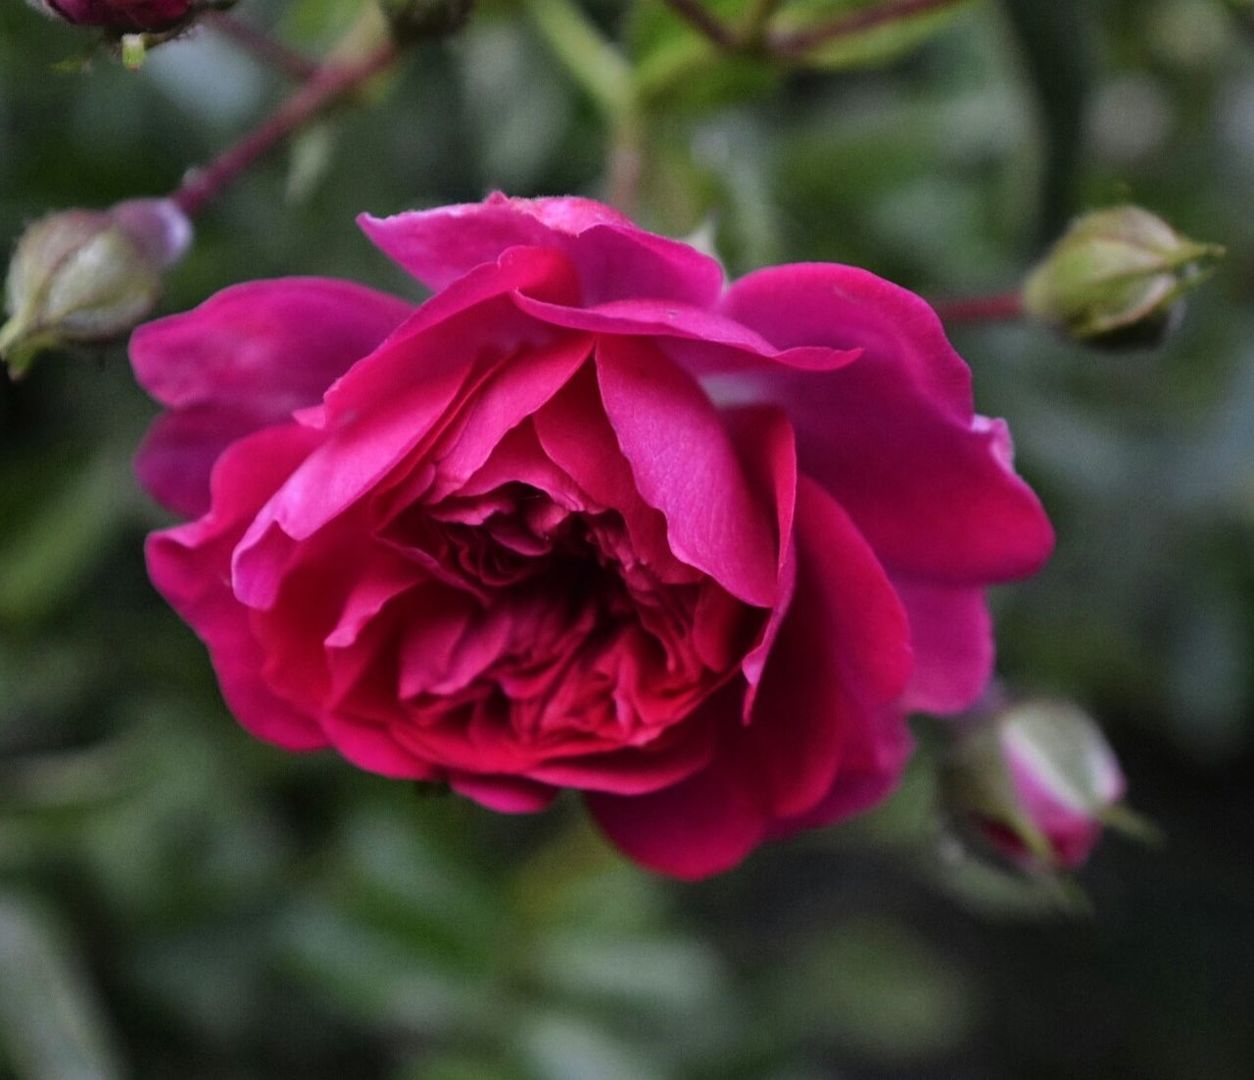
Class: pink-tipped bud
1,198,190,378
944,699,1128,872
28,0,201,33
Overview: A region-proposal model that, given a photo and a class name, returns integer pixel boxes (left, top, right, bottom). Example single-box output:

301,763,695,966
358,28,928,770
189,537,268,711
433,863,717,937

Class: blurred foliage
2,0,1253,1077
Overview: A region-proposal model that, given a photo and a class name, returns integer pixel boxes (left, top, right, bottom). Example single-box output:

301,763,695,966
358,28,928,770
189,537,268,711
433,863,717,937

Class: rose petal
744,475,912,819
360,192,724,306
595,336,779,607
718,264,1054,584
146,423,326,751
131,278,411,515
893,577,994,716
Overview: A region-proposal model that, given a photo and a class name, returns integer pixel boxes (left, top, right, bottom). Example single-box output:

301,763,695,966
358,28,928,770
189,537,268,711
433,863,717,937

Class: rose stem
171,42,399,219
202,11,320,82
661,0,738,49
769,0,966,58
931,291,1024,324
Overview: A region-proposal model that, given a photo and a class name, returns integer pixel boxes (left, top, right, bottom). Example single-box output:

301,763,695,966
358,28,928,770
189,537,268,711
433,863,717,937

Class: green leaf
0,894,126,1080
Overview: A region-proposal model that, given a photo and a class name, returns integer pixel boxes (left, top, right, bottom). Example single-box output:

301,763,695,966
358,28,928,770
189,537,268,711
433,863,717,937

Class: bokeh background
2,1,1252,1077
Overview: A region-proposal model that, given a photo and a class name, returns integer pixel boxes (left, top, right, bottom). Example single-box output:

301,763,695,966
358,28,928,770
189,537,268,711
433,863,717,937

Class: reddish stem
203,11,320,82
662,0,738,49
770,0,964,57
172,43,399,218
932,291,1024,324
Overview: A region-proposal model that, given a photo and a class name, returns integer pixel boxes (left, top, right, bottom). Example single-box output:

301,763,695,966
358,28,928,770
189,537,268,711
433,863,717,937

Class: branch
931,291,1023,324
662,0,738,49
203,11,319,81
171,42,400,218
770,0,966,58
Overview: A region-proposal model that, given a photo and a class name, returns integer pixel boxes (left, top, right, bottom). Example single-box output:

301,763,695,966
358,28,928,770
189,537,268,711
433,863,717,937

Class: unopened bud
27,0,201,33
1,198,190,378
1023,206,1223,349
943,699,1127,872
377,0,473,43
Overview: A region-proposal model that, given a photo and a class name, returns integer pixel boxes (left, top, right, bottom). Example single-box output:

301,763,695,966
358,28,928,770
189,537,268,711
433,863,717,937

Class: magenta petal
719,406,798,705
511,294,852,375
135,406,262,519
894,577,994,716
594,336,779,607
360,192,724,306
770,707,914,835
146,423,327,751
746,475,912,819
320,713,438,780
449,772,558,813
131,278,411,515
586,690,764,880
719,264,1054,584
132,278,412,414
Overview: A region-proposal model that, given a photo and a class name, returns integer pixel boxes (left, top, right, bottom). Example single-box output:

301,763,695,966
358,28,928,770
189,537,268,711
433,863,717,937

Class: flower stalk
171,42,400,218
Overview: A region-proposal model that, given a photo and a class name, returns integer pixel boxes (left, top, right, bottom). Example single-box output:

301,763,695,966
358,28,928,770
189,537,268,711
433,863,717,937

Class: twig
770,0,966,58
203,11,320,81
662,0,738,49
172,43,399,217
931,291,1023,324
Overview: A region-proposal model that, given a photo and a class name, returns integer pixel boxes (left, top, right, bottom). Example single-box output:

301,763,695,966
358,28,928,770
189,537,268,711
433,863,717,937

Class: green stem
521,0,632,119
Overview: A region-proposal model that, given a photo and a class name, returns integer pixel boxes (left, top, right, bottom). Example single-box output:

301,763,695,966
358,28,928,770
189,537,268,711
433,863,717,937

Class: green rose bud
377,0,473,43
1022,206,1223,350
1,198,190,378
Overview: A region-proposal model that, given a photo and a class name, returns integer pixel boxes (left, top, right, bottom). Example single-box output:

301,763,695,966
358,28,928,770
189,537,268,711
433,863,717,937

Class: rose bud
26,0,202,33
377,0,474,42
131,194,1053,879
2,198,191,378
1022,205,1223,349
944,699,1127,871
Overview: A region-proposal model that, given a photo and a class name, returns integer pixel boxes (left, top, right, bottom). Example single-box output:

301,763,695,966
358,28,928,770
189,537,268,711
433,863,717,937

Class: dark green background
1,1,1252,1077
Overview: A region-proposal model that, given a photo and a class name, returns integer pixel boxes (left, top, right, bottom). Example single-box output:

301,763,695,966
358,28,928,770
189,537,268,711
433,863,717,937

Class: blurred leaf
0,893,126,1080
0,450,135,625
531,932,727,1018
515,1012,665,1080
770,916,982,1063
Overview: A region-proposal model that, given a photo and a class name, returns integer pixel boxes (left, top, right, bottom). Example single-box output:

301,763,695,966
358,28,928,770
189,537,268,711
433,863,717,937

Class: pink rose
34,0,196,32
132,194,1053,879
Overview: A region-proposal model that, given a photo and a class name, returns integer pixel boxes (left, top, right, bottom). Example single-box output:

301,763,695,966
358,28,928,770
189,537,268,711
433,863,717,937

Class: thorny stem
203,11,319,81
932,291,1024,324
171,42,399,218
661,0,738,49
769,0,967,58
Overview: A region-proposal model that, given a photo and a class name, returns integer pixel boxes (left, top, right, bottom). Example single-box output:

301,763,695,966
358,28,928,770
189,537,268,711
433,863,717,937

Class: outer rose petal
359,192,724,307
131,278,411,516
893,577,994,716
588,477,912,880
717,264,1054,585
449,773,558,813
146,423,327,751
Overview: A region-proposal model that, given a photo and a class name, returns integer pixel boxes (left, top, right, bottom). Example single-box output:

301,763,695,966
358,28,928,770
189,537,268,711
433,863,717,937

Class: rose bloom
34,0,195,32
132,195,1052,879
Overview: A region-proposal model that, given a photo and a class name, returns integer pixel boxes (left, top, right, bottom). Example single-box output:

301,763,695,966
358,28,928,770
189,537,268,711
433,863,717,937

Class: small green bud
377,0,473,43
1,198,190,378
1022,205,1223,350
